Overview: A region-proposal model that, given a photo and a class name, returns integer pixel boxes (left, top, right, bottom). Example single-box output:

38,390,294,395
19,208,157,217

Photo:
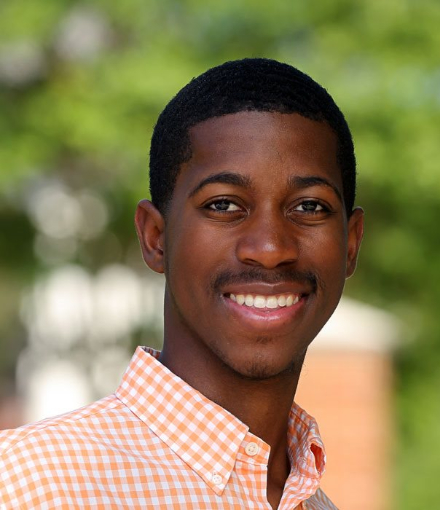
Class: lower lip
222,295,306,328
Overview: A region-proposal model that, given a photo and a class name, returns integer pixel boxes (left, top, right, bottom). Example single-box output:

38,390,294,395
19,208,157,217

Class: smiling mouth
227,293,300,310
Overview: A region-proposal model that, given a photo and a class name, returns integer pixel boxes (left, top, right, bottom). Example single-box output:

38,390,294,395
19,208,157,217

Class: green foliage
1,0,439,506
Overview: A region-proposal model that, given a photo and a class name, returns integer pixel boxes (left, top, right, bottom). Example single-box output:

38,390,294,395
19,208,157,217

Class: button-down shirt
0,347,338,509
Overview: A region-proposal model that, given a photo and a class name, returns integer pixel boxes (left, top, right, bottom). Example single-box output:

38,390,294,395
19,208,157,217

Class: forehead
176,111,342,197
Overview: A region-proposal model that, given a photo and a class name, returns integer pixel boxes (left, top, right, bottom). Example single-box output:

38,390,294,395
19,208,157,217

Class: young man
0,58,363,509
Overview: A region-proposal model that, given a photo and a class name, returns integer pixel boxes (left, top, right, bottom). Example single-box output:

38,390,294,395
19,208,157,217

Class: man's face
159,111,363,380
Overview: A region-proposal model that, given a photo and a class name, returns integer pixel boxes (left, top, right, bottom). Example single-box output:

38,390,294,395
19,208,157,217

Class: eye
293,200,328,213
206,199,241,212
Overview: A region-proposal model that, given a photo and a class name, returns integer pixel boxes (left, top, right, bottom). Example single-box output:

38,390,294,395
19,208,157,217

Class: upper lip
221,282,311,296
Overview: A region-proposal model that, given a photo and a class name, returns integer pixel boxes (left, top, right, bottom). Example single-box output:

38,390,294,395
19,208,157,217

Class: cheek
165,225,227,292
303,229,348,279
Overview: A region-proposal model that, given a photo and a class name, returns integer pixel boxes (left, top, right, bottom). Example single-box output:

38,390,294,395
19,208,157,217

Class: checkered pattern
1,347,337,509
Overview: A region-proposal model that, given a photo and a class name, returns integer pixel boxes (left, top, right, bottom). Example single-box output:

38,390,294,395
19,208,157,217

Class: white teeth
277,295,286,307
254,296,266,308
230,293,299,309
266,296,278,309
245,295,254,306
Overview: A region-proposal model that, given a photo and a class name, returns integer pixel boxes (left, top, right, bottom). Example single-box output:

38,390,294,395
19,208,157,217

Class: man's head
149,57,356,217
136,58,363,383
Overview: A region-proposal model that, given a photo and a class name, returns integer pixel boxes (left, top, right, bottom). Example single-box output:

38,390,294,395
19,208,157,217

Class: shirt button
245,442,259,456
211,473,223,485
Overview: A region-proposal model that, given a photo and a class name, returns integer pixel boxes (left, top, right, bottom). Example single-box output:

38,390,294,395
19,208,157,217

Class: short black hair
149,57,356,216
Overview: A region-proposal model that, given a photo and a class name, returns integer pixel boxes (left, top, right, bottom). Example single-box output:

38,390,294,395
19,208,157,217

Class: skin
135,111,364,509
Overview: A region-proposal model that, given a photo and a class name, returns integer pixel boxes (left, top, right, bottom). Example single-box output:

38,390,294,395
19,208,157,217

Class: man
1,58,363,509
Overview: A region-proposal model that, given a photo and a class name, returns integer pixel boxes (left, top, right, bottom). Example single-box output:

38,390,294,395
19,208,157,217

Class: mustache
212,268,319,293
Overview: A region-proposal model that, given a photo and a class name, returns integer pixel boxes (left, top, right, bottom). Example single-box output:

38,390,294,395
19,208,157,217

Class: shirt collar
116,346,325,498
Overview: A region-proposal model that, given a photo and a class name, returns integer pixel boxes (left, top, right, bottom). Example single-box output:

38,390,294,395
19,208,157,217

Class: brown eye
208,200,240,212
294,200,326,213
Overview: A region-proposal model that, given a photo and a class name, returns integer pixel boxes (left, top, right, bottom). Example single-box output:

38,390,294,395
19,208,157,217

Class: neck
159,324,305,468
206,369,300,445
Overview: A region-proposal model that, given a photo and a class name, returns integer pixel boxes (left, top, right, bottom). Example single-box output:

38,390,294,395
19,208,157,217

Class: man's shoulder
302,488,339,510
0,394,121,456
0,394,139,507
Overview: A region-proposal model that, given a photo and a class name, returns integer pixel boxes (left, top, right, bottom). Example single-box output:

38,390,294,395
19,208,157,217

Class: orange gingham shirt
0,347,338,509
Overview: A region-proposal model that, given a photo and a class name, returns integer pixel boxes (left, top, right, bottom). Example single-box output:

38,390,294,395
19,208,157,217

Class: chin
236,364,289,381
227,351,305,381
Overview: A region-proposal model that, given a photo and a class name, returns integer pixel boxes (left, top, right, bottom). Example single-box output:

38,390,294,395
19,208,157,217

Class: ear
346,206,364,279
135,199,165,274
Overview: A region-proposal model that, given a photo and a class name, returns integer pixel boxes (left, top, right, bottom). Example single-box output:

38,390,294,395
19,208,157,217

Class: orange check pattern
0,347,338,509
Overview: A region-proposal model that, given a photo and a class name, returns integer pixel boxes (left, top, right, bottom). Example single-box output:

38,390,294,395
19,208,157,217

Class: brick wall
296,347,394,509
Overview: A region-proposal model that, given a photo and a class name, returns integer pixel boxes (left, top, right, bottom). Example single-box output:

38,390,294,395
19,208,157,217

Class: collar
115,347,325,500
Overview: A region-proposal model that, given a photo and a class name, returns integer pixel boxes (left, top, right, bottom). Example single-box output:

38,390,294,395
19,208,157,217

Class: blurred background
0,0,439,508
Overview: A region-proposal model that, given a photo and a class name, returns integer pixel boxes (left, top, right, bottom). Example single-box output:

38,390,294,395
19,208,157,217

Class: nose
235,210,299,269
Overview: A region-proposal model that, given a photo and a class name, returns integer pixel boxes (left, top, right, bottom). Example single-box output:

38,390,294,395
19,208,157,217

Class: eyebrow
188,171,343,203
188,172,253,198
288,175,343,203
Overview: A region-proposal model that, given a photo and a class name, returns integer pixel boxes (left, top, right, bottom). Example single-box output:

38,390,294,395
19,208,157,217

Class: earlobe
346,207,364,279
134,199,165,274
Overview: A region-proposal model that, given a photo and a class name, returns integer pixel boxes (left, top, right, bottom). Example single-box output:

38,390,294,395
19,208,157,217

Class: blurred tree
1,0,439,507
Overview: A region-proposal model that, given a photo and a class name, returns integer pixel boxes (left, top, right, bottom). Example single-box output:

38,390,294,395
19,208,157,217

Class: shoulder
302,488,339,510
0,394,121,455
0,395,129,505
